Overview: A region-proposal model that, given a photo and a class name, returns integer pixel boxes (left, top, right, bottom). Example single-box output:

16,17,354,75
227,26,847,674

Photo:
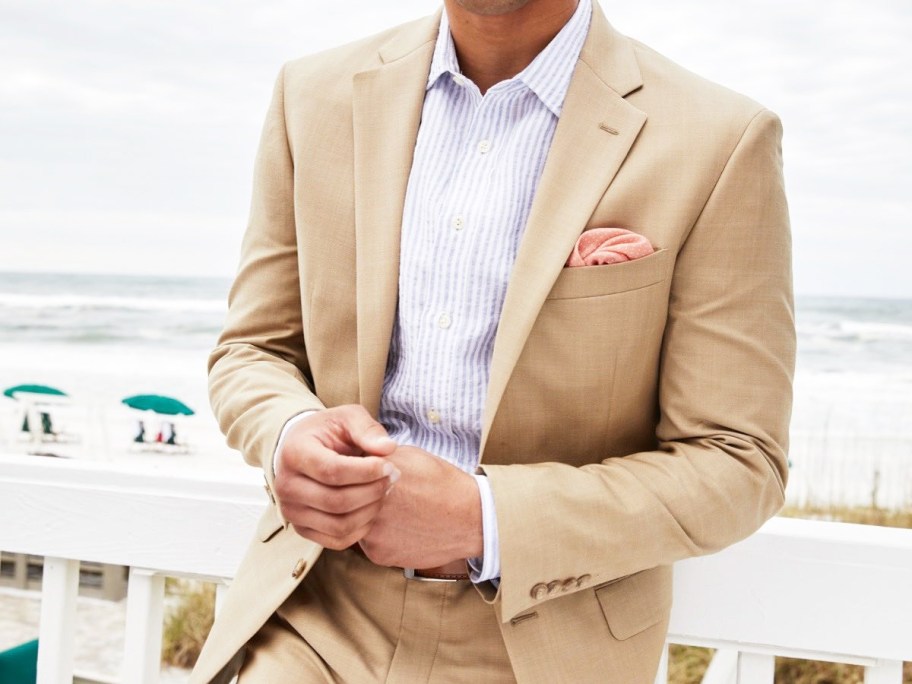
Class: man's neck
443,0,579,94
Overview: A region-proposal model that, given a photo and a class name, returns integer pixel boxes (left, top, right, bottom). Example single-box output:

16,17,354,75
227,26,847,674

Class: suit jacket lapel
479,6,648,457
351,16,439,417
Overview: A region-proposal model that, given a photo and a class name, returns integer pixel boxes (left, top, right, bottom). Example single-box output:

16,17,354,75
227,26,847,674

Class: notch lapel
479,11,648,457
351,25,437,417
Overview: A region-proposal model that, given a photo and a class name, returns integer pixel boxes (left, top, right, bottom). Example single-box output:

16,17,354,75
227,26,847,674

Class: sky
1,0,910,298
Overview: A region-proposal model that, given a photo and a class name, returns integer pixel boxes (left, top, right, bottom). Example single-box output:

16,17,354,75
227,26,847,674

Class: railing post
122,567,165,683
865,660,903,684
702,649,738,684
736,652,775,684
36,557,79,684
12,553,29,589
653,644,669,684
215,580,230,617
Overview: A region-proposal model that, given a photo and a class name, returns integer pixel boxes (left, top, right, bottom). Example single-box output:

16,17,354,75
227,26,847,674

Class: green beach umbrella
3,384,68,399
121,394,195,416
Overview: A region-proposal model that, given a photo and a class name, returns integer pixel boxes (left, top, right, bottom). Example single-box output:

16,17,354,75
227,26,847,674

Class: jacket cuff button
530,583,549,600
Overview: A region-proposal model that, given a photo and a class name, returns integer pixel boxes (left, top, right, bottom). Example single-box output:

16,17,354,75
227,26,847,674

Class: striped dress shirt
378,0,593,580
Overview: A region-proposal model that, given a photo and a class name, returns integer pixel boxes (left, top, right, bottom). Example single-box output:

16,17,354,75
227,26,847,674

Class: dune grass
161,579,215,669
779,504,912,529
668,644,912,683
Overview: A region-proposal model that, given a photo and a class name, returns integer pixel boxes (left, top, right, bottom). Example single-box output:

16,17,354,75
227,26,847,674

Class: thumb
340,405,397,456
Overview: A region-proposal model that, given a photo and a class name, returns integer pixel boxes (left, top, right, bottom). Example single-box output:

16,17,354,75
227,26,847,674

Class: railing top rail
0,452,261,500
2,453,911,662
0,453,264,578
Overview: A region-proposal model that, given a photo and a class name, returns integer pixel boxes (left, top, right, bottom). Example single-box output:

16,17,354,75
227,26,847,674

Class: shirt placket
428,84,509,467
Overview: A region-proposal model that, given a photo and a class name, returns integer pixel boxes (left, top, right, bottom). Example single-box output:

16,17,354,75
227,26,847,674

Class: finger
279,476,392,514
292,525,373,551
288,499,383,538
334,405,397,456
292,505,380,551
287,437,399,486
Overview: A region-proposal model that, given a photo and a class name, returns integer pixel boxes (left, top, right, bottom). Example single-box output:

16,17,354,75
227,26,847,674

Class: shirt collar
426,11,460,90
426,0,593,117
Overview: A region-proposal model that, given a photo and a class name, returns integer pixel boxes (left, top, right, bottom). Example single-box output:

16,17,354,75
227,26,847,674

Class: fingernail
385,470,400,496
382,462,394,477
377,435,397,447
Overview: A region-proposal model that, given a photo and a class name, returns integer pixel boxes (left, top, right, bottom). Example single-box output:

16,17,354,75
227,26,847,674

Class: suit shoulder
281,14,436,96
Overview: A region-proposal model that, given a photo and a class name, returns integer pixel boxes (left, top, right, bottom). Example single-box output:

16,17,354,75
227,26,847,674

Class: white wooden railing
1,453,910,684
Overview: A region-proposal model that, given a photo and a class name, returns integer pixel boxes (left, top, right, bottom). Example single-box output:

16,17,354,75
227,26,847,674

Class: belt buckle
403,568,460,583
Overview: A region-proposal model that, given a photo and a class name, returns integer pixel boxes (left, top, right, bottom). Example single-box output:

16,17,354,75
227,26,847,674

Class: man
193,0,795,680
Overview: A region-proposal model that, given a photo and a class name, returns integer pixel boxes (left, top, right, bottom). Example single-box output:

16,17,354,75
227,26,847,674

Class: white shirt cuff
467,473,501,583
272,410,319,477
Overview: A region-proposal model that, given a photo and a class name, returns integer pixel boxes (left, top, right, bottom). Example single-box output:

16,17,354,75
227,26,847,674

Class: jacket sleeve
480,108,796,621
208,64,325,488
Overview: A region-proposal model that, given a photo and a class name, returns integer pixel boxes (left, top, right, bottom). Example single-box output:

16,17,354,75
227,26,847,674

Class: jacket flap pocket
256,504,285,542
547,248,671,300
595,565,672,640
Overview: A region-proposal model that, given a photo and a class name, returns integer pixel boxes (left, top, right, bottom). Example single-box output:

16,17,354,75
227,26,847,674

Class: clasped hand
273,405,483,568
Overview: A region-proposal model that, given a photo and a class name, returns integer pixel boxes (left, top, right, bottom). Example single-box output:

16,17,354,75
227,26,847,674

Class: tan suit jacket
193,3,795,682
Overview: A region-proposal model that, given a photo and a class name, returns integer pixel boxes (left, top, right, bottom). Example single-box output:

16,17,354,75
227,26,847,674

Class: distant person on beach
134,420,145,444
196,0,796,682
163,421,177,446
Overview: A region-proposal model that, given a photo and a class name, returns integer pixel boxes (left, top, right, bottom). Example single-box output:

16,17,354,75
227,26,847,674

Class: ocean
1,271,910,508
0,272,235,476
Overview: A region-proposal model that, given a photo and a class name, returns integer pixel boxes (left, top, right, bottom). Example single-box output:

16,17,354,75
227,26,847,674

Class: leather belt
347,544,469,581
405,560,470,582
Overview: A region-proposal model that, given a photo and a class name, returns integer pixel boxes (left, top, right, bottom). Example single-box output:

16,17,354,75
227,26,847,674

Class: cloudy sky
1,0,909,298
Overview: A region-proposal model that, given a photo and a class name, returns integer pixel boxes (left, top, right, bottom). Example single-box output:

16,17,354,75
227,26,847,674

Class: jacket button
291,558,307,579
576,574,592,588
546,580,561,595
560,578,576,593
530,583,548,600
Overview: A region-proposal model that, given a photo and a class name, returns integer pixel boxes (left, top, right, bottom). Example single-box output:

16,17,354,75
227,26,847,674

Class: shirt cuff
467,473,501,583
272,410,320,478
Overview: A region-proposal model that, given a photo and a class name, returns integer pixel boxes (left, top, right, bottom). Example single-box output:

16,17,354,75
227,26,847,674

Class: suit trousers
236,547,516,683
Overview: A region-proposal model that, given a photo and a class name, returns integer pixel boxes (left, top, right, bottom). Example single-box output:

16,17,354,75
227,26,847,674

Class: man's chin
451,0,536,17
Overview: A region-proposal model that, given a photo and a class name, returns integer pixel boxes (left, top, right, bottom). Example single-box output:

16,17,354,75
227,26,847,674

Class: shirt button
477,140,491,154
452,216,464,231
427,409,441,425
437,313,452,329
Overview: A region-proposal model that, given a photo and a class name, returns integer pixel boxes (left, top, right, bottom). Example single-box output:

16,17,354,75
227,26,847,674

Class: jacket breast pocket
492,247,673,462
595,565,673,640
547,248,671,300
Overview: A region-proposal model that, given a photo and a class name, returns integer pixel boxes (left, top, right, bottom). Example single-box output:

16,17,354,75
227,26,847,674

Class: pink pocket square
566,227,654,267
